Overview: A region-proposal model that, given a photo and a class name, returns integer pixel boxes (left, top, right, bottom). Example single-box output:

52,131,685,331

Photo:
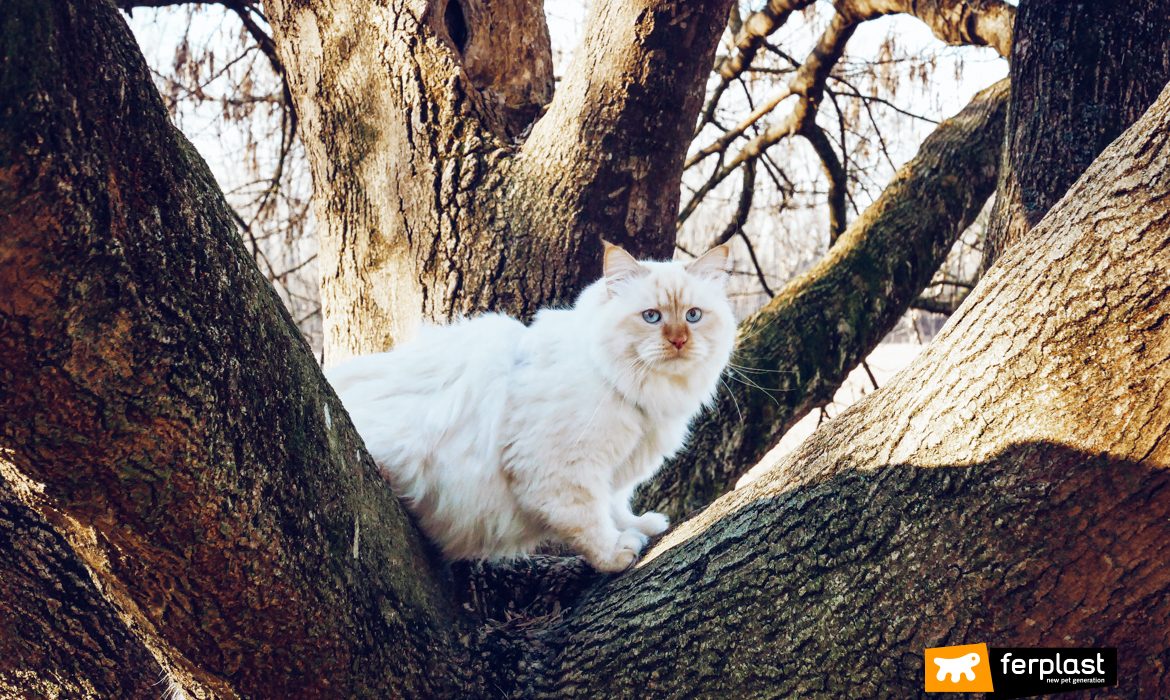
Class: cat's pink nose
664,323,690,350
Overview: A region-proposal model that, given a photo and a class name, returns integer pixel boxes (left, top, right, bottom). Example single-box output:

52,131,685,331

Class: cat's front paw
634,511,670,537
592,530,647,573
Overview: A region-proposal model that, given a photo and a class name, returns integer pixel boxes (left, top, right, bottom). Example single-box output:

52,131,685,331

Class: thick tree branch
853,0,1013,57
643,79,1010,518
0,481,168,698
1,2,465,695
266,0,733,362
984,0,1170,267
263,0,556,360
521,0,736,253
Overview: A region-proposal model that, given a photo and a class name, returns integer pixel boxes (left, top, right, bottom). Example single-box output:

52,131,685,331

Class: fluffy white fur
327,243,736,572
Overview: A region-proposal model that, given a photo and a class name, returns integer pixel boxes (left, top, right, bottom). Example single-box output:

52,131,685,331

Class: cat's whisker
728,345,790,361
726,366,783,393
724,367,785,405
571,356,649,446
569,394,609,447
733,312,785,344
726,361,798,375
716,375,744,423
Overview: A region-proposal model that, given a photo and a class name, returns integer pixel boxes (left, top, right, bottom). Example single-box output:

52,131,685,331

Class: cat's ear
686,244,731,283
602,240,647,293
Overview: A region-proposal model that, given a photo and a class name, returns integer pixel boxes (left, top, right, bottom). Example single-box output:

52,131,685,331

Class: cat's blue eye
686,308,702,323
642,309,662,324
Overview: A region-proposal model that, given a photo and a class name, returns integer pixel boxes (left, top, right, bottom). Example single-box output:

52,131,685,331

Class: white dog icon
934,652,981,682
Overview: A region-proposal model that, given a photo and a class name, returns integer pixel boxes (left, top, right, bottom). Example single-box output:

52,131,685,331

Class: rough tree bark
3,0,1168,697
267,0,1014,373
984,0,1170,266
1,2,463,696
265,0,735,362
643,80,1008,518
0,482,167,697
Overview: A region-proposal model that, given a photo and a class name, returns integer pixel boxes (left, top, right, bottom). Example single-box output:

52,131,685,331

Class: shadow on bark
503,442,1169,698
0,482,166,698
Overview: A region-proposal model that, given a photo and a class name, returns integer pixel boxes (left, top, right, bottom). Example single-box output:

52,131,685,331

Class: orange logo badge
925,643,995,693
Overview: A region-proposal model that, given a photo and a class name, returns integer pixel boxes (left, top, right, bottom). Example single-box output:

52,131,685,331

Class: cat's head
590,241,736,378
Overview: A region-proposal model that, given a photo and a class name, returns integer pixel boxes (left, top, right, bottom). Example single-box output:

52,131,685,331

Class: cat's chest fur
504,321,693,482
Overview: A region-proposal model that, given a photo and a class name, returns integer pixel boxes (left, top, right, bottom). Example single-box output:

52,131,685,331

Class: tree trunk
265,0,735,363
1,2,462,696
983,0,1170,266
521,78,1170,699
642,79,1008,518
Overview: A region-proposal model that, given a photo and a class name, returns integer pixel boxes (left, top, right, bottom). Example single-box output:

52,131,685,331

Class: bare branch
685,0,1014,236
801,121,848,242
738,227,776,298
911,290,970,314
927,277,975,290
714,0,817,83
687,10,857,170
829,75,941,123
714,161,757,246
861,359,879,389
695,0,1013,158
680,9,857,228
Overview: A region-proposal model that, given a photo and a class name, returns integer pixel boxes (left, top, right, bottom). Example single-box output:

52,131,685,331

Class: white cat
327,242,736,572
